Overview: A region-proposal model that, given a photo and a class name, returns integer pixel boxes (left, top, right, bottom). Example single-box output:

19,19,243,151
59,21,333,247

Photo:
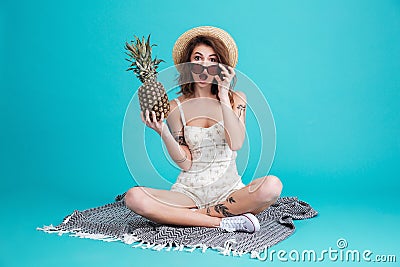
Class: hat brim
172,26,238,68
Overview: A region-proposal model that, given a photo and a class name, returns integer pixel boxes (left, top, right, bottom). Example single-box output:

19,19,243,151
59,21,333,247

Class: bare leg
124,186,222,227
196,175,283,217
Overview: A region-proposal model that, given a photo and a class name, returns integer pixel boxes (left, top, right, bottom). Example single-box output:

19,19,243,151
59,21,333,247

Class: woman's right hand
140,109,167,136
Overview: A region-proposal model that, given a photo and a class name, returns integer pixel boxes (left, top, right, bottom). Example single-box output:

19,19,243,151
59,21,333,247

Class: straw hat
172,26,238,68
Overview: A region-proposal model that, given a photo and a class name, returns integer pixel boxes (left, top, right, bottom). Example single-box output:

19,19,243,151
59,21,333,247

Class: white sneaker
219,213,260,233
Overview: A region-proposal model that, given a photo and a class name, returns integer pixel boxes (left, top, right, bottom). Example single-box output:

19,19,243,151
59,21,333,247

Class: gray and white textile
37,195,318,259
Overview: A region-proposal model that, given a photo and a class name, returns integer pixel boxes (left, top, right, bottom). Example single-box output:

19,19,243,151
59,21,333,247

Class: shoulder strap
174,98,186,126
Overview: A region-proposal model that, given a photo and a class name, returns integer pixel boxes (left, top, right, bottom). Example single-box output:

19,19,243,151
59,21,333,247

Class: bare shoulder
167,98,180,122
169,98,178,109
169,95,187,106
167,97,187,145
233,90,247,104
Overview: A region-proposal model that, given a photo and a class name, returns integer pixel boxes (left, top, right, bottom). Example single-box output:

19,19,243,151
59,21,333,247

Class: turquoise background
1,0,399,266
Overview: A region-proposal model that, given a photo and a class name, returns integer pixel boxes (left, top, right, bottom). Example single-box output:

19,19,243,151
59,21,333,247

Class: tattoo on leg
206,206,211,215
237,104,246,118
214,204,236,217
226,196,236,204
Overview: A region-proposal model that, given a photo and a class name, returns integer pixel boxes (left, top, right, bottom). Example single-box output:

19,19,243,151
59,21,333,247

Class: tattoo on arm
173,130,188,147
237,104,246,118
206,206,211,215
175,135,188,146
214,204,236,217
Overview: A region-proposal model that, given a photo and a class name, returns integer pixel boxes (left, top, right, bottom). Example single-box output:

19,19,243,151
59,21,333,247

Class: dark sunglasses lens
207,65,220,75
191,63,204,74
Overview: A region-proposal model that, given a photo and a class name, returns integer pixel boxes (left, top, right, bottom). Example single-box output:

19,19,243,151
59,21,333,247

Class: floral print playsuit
170,98,246,209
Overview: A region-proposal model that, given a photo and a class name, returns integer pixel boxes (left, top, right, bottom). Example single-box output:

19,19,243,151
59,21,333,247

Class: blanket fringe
165,242,173,251
36,225,82,237
214,238,238,256
36,225,121,242
185,243,208,253
69,232,120,242
122,233,140,245
37,225,267,260
250,247,269,261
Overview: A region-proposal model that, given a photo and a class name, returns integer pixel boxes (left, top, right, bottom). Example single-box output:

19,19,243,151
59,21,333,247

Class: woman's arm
215,64,247,151
161,100,192,171
220,91,247,151
141,100,192,171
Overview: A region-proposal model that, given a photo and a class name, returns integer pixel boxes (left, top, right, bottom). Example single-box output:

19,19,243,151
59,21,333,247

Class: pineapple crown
125,34,164,83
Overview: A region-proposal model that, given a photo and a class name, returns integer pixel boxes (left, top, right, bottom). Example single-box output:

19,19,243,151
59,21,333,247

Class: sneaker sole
242,213,261,233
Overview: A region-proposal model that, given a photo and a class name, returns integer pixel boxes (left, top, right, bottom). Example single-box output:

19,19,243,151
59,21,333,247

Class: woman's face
189,44,219,87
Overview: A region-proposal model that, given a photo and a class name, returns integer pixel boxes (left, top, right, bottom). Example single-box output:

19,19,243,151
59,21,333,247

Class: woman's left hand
215,63,235,101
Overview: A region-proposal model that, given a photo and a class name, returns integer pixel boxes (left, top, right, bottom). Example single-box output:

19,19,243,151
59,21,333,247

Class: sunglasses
190,63,222,76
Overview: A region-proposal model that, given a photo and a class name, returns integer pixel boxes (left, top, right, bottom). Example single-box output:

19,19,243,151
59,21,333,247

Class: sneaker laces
220,217,248,232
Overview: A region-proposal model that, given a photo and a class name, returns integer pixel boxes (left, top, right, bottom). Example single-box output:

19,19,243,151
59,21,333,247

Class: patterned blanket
37,195,318,259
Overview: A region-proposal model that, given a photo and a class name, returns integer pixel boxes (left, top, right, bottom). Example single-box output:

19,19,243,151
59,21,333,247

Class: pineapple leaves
124,33,164,82
153,58,165,65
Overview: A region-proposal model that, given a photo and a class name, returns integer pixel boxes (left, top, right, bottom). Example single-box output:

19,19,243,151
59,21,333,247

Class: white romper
170,98,246,209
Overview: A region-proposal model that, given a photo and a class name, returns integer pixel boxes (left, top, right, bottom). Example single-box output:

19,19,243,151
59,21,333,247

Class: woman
124,26,283,233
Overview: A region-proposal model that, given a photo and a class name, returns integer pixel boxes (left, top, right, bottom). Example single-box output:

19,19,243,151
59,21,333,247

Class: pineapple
125,34,170,122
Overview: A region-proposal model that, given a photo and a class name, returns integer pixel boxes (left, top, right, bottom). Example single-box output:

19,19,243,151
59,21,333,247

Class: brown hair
175,35,236,109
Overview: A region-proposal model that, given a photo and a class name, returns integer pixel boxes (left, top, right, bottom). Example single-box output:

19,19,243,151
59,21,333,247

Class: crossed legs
195,175,283,217
124,175,282,227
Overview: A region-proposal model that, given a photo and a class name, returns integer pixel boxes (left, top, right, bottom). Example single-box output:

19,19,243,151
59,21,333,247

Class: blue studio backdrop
1,0,399,266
